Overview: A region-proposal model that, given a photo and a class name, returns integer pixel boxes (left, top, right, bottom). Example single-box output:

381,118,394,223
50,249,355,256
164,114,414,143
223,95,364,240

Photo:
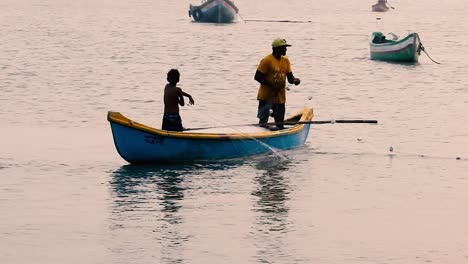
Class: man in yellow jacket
254,38,301,130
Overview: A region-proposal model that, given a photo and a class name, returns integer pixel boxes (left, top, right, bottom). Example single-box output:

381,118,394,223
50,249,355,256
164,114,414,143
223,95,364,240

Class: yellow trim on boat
107,108,314,140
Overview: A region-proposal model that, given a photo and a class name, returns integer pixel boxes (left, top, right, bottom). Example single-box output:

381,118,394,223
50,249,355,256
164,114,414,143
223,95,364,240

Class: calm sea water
2,0,468,263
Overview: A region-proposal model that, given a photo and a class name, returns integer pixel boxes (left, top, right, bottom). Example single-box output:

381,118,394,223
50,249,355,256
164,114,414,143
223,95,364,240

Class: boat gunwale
370,33,418,47
107,108,314,140
370,41,416,54
194,0,239,13
369,32,420,62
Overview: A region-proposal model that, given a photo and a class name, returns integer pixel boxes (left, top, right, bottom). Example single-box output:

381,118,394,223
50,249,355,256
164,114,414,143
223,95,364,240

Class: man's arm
287,72,301,85
255,70,280,92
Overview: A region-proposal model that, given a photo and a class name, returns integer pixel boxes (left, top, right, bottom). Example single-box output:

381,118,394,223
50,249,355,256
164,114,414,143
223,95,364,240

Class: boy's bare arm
182,91,195,105
178,93,185,106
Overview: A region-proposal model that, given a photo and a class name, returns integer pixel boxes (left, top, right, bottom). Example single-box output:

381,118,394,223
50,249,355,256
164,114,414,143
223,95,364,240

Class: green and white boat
370,32,422,62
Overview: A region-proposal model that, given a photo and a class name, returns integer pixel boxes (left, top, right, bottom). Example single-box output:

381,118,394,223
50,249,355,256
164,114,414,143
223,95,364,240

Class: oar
243,19,312,23
186,119,378,131
276,120,378,125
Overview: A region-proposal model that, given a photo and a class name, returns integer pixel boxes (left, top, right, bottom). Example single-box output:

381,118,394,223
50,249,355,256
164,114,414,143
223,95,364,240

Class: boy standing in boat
254,38,301,130
162,69,195,131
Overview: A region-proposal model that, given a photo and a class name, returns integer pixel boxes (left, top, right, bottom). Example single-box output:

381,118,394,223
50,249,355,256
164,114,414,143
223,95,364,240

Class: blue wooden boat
189,0,239,23
107,108,314,164
370,32,422,62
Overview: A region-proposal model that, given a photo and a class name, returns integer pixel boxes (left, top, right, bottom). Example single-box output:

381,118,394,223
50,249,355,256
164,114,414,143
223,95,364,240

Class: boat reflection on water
109,159,247,263
252,157,291,216
109,154,299,262
111,164,188,218
250,156,295,263
110,159,246,218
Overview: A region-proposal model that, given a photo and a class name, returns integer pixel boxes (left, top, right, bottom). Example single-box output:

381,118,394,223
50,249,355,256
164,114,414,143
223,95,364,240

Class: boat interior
372,32,394,44
186,112,303,134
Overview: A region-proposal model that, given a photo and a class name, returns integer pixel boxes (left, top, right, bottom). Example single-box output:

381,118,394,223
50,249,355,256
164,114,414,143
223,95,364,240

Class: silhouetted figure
254,38,301,130
162,69,195,131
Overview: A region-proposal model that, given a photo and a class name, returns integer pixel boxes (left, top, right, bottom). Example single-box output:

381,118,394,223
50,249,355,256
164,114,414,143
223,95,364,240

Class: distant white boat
372,0,390,12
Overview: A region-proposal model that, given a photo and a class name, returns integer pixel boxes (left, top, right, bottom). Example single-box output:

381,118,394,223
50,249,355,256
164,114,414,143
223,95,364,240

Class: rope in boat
186,106,288,160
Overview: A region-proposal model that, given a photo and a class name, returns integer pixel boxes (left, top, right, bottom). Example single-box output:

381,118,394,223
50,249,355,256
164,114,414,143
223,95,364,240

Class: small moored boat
370,32,422,62
189,0,239,23
107,108,313,164
372,0,390,12
372,3,389,12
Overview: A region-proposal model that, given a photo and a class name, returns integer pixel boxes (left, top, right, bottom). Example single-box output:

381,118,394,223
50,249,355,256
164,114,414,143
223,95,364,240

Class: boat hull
108,109,313,164
189,0,238,23
370,33,421,62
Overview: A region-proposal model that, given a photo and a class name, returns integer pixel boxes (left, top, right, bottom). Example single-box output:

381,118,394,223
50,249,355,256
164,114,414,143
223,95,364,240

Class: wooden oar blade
281,120,378,125
334,120,378,124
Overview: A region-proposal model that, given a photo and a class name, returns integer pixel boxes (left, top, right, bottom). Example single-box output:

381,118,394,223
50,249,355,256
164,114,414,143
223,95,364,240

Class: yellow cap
272,38,292,48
